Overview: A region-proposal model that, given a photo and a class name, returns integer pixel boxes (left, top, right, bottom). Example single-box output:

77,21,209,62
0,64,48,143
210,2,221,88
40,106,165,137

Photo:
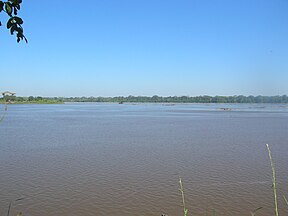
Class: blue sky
1,0,288,97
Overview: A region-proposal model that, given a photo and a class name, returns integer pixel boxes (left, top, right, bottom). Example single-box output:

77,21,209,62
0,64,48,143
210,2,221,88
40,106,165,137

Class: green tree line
63,95,288,103
0,95,63,104
3,95,287,104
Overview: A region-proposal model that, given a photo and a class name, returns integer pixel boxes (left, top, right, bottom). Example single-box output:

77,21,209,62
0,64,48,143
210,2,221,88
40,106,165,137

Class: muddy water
0,103,288,216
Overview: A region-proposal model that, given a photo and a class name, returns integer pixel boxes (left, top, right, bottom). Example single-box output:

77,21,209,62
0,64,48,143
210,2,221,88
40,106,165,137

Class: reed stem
179,177,188,216
266,144,279,216
283,195,288,207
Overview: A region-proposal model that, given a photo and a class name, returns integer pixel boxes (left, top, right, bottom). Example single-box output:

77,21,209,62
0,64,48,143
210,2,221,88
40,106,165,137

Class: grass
266,144,279,216
178,144,286,216
250,207,263,216
6,198,23,216
283,195,288,207
179,177,188,216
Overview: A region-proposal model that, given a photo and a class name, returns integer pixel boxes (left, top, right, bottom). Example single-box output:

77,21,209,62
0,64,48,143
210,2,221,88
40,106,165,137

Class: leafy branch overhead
0,0,27,43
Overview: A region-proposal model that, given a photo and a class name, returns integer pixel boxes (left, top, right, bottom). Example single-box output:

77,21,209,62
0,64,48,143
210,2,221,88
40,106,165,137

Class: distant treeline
64,95,288,103
0,96,63,104
1,95,288,104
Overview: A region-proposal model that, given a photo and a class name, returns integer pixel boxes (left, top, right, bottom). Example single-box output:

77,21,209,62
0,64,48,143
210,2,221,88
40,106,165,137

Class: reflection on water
0,103,288,216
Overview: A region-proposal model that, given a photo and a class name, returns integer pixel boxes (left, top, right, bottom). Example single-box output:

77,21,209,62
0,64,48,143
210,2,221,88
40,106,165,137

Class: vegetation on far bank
0,96,63,104
64,95,288,103
1,95,288,104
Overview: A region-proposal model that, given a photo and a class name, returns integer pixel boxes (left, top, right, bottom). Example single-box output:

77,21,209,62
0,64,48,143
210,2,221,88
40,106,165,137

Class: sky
1,0,288,97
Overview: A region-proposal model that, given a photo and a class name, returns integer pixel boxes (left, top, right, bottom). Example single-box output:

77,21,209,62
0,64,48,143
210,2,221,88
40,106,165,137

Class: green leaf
10,24,17,34
9,0,18,4
13,7,18,15
10,0,21,3
6,17,14,29
0,1,4,12
13,16,23,24
5,2,13,16
17,25,23,33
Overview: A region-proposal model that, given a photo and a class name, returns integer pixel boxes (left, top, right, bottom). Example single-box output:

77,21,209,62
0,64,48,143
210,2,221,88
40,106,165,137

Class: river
0,103,288,216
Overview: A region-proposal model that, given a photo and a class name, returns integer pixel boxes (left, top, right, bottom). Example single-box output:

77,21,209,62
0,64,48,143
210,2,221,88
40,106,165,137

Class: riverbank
0,101,64,104
1,95,288,104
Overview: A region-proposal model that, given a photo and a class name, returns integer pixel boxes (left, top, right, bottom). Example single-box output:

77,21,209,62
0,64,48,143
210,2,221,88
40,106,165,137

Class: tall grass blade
6,201,12,216
283,195,288,207
266,144,279,216
179,177,188,216
250,207,263,216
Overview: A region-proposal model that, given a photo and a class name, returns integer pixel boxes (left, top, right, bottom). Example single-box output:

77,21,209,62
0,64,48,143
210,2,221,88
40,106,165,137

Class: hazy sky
1,0,287,97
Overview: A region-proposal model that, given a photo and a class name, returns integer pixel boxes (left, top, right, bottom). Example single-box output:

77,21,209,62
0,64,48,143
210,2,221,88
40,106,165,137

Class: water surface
0,103,288,216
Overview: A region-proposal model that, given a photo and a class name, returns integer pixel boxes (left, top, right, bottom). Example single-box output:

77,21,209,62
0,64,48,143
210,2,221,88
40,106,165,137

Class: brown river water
0,103,288,216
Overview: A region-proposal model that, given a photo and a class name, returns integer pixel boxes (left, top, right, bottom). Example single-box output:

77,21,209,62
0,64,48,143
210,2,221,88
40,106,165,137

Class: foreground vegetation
177,144,288,216
1,95,288,104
